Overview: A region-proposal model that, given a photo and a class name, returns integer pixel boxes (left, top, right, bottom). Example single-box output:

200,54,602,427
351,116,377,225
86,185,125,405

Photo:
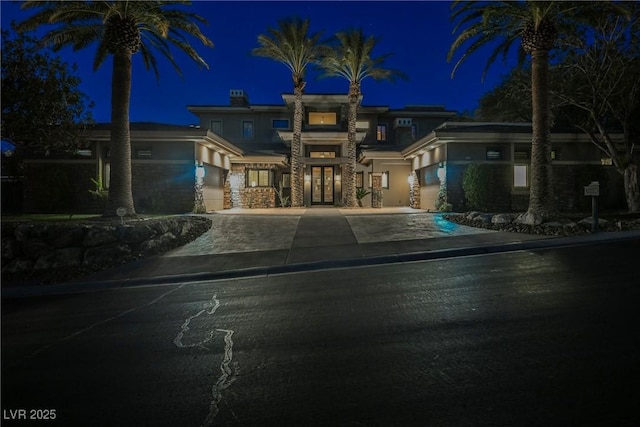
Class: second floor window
308,112,337,125
272,119,290,129
210,120,223,135
242,120,254,139
376,124,387,141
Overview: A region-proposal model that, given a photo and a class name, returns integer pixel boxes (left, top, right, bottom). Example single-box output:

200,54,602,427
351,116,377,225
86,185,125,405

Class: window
210,120,223,135
246,169,271,187
309,151,336,158
272,119,290,129
514,150,529,160
486,148,503,160
368,171,390,189
104,163,111,189
135,147,152,159
242,120,254,139
411,123,418,140
308,112,337,125
356,172,364,188
282,173,291,188
514,164,528,188
551,149,559,160
376,124,387,141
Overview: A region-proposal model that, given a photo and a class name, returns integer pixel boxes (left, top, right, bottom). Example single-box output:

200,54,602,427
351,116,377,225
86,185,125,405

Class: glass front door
311,166,334,205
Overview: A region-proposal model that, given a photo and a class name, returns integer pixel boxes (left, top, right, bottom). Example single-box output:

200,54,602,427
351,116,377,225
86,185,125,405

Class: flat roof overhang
359,150,407,166
277,131,367,146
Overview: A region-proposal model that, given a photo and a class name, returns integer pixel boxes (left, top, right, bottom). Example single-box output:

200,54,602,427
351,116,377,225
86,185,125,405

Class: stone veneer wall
1,216,212,283
226,163,279,209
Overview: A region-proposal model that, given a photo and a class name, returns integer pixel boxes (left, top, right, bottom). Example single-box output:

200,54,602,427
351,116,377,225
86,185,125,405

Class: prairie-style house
17,90,630,214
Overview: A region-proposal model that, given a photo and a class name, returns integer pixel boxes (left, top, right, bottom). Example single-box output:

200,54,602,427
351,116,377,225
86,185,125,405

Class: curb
3,230,638,300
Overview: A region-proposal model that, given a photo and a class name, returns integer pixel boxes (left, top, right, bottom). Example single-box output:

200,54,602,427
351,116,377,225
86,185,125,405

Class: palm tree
318,29,406,208
252,17,323,208
448,0,565,225
18,1,213,217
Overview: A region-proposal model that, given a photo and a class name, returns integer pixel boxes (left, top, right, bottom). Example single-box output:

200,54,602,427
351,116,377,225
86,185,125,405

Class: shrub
462,162,492,211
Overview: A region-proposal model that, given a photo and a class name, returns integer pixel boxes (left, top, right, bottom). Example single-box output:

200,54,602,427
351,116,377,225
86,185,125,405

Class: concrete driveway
167,208,494,256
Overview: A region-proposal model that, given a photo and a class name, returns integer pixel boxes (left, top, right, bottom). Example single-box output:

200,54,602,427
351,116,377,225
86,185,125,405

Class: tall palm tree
318,29,406,208
252,17,323,208
18,1,213,217
448,0,566,225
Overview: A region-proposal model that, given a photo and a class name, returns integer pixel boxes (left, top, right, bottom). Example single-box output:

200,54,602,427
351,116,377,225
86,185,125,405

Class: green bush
462,162,492,211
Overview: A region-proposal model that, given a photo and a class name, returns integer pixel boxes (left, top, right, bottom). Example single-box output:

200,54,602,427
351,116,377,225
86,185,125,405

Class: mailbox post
583,181,600,233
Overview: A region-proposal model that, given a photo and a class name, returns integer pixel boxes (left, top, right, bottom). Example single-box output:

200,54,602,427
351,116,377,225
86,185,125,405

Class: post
584,181,600,233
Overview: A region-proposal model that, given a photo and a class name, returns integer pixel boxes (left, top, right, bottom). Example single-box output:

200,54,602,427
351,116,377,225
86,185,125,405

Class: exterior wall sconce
195,162,206,179
335,174,341,181
407,174,414,185
304,174,311,182
437,164,446,182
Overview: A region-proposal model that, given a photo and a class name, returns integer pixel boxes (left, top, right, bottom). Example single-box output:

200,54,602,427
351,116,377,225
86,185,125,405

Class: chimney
230,89,249,107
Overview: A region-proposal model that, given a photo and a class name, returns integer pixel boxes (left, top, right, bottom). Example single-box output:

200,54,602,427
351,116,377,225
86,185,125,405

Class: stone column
409,170,421,209
371,172,383,208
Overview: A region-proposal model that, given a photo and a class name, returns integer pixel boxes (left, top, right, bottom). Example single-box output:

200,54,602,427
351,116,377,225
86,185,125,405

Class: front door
311,166,334,205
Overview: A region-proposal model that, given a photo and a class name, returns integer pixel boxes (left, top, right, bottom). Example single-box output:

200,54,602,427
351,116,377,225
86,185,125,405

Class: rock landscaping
1,215,212,285
444,211,640,236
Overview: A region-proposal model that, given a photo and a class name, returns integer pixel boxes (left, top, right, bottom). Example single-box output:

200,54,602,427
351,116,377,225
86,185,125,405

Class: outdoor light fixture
304,174,311,182
407,174,414,185
195,163,206,179
335,174,341,181
251,181,257,188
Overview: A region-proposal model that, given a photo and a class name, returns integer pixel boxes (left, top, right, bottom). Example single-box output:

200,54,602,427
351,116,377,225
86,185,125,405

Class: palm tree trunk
520,49,555,225
290,82,304,208
344,82,359,208
104,52,136,217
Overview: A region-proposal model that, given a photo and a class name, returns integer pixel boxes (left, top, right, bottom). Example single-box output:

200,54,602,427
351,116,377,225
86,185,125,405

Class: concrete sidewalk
4,208,640,298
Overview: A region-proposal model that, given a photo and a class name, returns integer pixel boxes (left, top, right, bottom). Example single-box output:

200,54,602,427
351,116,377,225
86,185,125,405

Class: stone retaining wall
1,215,212,284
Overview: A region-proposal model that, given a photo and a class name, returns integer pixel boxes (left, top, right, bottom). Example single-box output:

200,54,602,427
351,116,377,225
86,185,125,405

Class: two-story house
18,89,628,214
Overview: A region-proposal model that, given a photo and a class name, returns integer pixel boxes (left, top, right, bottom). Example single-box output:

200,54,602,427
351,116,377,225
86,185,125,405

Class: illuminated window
246,169,271,187
242,120,254,139
376,124,387,141
368,171,390,189
514,164,528,188
411,123,418,140
356,172,364,188
282,173,291,188
308,112,337,125
309,151,336,158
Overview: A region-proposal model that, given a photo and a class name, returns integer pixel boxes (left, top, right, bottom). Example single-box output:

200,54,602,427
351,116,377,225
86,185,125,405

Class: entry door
311,166,334,205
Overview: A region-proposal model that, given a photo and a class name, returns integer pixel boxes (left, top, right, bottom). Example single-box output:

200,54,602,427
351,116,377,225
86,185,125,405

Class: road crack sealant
172,294,236,426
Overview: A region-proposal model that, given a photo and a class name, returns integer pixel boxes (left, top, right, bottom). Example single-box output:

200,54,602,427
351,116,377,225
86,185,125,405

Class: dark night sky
1,0,518,125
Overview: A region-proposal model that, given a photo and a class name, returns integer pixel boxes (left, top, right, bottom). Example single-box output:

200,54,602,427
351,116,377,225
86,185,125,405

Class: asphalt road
2,239,639,426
